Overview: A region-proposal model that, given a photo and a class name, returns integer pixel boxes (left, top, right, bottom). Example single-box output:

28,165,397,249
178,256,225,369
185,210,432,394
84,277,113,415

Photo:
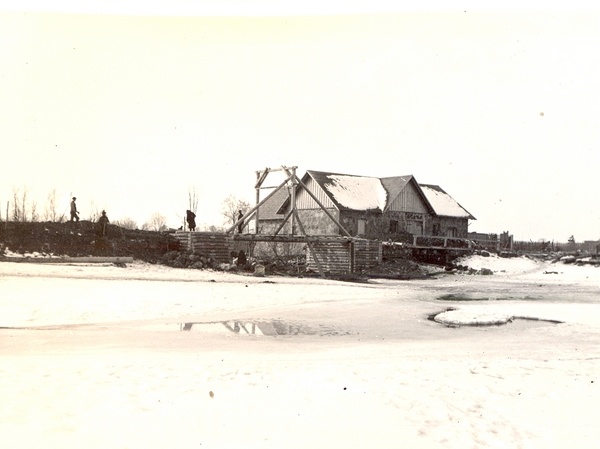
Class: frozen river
1,255,599,448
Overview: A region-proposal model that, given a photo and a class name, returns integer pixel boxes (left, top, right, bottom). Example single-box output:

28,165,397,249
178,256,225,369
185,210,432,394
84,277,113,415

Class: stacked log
352,239,383,272
171,232,233,263
305,238,384,275
306,240,352,274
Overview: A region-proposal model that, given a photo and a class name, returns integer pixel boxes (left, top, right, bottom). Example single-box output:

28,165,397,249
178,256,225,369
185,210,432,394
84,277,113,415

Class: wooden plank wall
352,239,382,272
306,241,351,274
171,232,233,263
305,239,382,274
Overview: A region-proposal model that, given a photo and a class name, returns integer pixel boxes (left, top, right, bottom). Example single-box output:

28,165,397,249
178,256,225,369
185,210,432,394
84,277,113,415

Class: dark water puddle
179,320,350,337
427,308,456,322
437,294,541,302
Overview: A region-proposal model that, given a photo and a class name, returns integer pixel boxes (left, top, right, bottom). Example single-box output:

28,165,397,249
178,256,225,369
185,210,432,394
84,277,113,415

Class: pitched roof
276,170,474,220
257,187,289,220
306,170,387,212
419,184,476,219
380,176,413,205
379,175,437,213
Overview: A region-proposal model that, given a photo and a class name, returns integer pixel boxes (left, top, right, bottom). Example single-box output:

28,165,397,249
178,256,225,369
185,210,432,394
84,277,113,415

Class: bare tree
20,187,27,222
188,187,199,214
205,224,225,233
30,199,39,222
11,187,23,221
114,217,138,230
221,195,251,226
143,213,168,232
43,189,65,222
87,200,101,222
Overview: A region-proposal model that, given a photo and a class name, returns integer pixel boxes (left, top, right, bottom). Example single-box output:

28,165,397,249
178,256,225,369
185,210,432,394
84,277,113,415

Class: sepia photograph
1,1,599,448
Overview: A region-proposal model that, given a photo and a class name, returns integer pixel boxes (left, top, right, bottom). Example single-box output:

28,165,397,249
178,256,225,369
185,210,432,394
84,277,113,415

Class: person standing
97,210,109,236
186,210,196,231
70,197,79,222
237,210,244,234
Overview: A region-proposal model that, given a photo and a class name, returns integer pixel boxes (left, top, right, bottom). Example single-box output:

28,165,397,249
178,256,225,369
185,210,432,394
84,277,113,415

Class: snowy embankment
1,255,599,449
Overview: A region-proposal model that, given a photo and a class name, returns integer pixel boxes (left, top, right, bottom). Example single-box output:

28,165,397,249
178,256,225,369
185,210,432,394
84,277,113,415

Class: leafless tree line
1,187,65,223
1,186,251,233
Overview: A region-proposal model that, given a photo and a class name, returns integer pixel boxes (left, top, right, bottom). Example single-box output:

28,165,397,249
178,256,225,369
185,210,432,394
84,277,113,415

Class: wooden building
419,184,475,238
259,170,474,241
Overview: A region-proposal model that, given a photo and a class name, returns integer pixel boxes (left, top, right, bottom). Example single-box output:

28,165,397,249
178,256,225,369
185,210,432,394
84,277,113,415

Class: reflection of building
257,170,474,241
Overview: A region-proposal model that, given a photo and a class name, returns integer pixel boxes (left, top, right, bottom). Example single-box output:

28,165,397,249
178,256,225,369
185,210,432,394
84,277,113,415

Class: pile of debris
556,253,600,266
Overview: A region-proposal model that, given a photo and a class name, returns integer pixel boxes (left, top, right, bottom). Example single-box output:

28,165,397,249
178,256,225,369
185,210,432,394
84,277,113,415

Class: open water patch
437,294,541,302
178,319,350,337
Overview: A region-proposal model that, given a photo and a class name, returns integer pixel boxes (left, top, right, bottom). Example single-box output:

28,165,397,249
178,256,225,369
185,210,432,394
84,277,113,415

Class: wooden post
290,166,296,235
294,210,325,278
227,176,292,234
273,209,294,236
255,170,262,234
293,174,352,237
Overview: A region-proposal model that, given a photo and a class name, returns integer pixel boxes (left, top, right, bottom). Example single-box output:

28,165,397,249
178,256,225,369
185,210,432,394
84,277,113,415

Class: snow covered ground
1,254,599,448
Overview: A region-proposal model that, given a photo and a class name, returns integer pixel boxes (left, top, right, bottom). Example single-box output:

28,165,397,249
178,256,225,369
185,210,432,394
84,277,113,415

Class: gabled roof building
258,169,474,240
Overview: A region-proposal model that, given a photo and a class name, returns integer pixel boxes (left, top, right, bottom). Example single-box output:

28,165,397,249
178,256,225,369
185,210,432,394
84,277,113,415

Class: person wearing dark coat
70,197,79,222
237,210,244,234
97,210,110,236
186,210,196,232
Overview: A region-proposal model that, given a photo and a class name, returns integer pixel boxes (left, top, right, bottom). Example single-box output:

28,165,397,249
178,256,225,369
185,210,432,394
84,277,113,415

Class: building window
357,219,367,236
389,220,398,233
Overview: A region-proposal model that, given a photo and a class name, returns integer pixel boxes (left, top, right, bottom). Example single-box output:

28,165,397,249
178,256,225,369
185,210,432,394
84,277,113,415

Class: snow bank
454,253,543,275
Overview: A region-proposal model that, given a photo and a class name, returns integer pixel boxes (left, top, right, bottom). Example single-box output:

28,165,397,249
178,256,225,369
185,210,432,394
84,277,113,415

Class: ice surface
1,255,599,448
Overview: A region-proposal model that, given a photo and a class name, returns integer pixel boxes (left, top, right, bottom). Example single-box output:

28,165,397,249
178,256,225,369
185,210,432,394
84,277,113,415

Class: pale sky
1,1,599,241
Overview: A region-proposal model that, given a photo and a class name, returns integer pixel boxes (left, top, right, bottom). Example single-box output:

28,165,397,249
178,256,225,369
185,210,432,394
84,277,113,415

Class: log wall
352,239,383,272
171,232,233,263
305,238,382,274
306,240,352,274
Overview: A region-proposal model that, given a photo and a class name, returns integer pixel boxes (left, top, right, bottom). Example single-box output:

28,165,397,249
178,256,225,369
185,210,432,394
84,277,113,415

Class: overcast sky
1,1,599,241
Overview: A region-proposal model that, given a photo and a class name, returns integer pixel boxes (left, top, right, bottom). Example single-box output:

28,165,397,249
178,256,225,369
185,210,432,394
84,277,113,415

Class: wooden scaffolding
226,165,365,277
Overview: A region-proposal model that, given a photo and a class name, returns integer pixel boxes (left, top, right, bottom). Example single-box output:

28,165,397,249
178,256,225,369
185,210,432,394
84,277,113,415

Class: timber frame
226,165,353,277
224,165,476,277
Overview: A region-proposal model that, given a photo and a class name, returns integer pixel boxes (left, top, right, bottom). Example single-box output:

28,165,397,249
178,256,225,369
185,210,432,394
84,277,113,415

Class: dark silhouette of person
236,250,247,267
237,210,244,233
70,197,79,222
186,210,196,231
97,210,109,236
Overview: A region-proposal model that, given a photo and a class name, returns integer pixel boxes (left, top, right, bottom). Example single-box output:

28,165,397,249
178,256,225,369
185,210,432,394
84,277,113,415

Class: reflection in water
179,320,347,337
